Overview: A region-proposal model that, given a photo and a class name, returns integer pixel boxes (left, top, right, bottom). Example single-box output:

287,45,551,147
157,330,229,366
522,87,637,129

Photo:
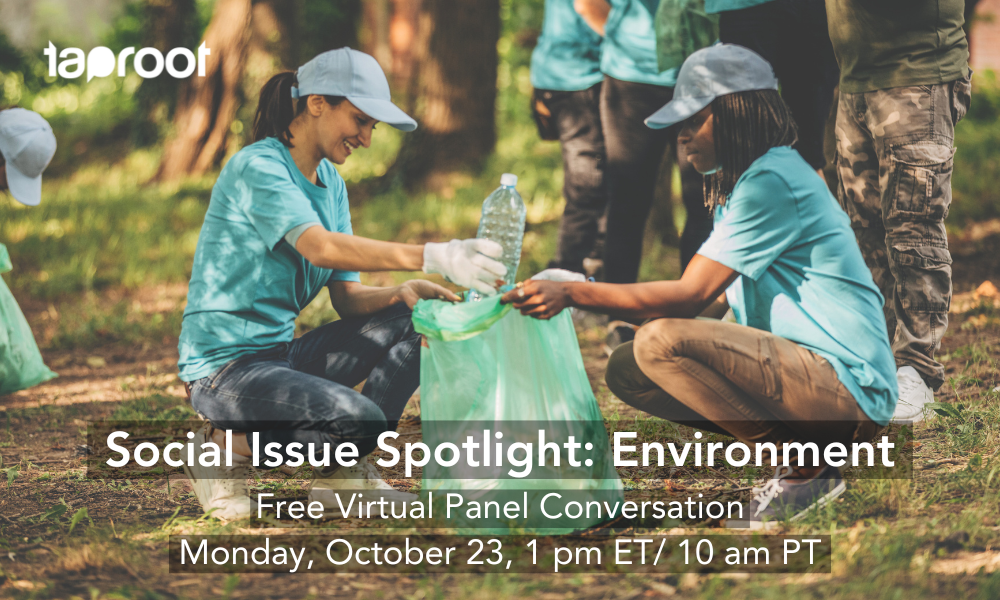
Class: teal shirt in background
704,0,774,13
178,137,360,382
602,0,679,86
696,147,898,425
530,0,604,91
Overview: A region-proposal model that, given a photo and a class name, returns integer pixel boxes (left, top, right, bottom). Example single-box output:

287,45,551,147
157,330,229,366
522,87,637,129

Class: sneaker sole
749,481,847,531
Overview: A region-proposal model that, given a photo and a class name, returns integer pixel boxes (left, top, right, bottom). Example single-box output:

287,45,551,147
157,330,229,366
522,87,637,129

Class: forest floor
1,229,999,600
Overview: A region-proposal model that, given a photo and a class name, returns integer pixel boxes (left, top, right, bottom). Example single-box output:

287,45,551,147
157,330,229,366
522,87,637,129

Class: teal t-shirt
178,137,360,382
530,0,604,91
696,147,898,425
602,0,679,86
704,0,774,13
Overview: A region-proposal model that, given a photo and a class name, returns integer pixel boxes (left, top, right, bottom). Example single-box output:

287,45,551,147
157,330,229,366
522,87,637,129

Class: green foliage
68,507,93,535
108,394,194,421
294,0,362,65
100,0,206,147
0,31,47,99
47,298,184,350
39,499,68,522
951,70,1000,224
4,465,17,488
1,153,207,299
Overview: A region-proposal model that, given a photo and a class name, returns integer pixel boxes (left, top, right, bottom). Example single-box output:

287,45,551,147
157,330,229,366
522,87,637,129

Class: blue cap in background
0,108,57,207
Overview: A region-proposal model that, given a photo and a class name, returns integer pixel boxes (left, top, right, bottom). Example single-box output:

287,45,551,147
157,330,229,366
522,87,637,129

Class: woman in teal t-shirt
179,48,507,520
505,45,897,530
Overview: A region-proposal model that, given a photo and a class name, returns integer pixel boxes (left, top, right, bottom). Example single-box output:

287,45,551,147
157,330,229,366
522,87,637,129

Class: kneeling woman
179,49,506,519
504,45,897,529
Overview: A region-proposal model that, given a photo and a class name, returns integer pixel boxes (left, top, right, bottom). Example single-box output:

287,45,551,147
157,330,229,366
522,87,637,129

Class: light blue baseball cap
0,108,57,207
645,44,779,130
291,48,417,132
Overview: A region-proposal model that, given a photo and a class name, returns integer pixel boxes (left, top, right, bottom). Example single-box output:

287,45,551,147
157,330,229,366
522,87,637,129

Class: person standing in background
530,0,607,276
0,108,58,395
826,0,971,424
585,0,713,350
706,0,839,181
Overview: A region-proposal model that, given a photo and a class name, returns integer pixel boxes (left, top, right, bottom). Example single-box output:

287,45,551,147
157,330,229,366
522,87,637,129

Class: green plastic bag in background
413,295,623,533
0,243,57,395
655,0,719,72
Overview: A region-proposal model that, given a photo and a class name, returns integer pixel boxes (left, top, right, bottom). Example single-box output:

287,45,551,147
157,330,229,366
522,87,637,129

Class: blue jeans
189,303,421,459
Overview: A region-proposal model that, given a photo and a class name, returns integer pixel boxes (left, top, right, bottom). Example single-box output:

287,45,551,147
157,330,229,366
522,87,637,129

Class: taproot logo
43,42,211,81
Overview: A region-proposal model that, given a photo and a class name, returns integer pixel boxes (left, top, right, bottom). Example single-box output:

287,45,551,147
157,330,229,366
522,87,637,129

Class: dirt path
1,235,998,599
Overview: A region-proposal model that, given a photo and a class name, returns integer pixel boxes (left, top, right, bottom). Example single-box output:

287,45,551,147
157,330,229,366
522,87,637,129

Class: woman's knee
333,397,389,455
380,303,421,346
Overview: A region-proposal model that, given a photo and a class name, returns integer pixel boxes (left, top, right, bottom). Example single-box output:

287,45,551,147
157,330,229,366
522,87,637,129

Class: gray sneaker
725,465,845,530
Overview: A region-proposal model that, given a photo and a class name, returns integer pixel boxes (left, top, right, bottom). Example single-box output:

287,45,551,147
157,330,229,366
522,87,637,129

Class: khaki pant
606,319,878,455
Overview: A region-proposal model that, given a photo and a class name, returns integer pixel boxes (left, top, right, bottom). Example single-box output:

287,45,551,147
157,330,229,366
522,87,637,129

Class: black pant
601,76,711,284
718,0,839,170
540,84,608,274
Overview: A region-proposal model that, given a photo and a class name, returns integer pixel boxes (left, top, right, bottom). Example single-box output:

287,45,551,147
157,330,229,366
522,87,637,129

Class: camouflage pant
835,77,972,390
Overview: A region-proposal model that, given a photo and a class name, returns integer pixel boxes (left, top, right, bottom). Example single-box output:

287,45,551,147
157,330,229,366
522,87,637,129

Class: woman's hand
397,279,461,309
422,239,507,295
500,279,572,319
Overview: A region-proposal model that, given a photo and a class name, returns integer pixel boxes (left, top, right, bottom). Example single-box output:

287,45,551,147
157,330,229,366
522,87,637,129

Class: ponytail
253,72,299,146
252,72,347,147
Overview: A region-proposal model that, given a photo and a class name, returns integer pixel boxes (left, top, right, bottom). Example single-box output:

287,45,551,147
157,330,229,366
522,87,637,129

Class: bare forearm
299,229,424,272
565,281,715,320
329,282,407,318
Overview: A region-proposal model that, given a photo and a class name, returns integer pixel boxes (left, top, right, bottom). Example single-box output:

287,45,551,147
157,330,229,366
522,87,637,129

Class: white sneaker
891,366,934,425
182,426,256,521
308,456,417,512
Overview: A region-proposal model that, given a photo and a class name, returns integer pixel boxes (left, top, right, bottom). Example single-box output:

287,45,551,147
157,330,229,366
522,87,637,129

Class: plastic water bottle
468,173,526,301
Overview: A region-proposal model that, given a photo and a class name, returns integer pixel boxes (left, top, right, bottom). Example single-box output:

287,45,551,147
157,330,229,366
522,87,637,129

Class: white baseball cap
645,44,779,130
291,48,417,132
0,108,57,207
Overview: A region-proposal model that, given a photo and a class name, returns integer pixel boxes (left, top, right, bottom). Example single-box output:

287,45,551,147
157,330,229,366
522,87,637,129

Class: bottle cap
500,173,517,187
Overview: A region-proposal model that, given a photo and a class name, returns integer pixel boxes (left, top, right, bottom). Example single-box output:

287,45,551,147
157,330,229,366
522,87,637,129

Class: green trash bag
0,244,57,395
413,295,623,533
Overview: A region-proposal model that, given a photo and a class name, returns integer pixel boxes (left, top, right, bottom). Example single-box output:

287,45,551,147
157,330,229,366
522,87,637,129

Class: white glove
423,239,508,295
530,268,587,283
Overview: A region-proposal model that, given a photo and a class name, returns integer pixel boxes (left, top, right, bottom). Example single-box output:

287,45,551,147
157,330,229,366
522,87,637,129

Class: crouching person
503,45,897,529
178,48,506,520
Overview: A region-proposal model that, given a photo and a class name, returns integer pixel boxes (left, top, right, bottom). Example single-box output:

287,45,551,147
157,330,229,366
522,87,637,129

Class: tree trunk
250,0,297,71
394,0,500,190
361,0,393,71
389,0,422,93
154,0,252,181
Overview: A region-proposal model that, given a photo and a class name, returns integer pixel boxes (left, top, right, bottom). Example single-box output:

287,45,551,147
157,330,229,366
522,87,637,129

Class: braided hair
704,90,798,209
